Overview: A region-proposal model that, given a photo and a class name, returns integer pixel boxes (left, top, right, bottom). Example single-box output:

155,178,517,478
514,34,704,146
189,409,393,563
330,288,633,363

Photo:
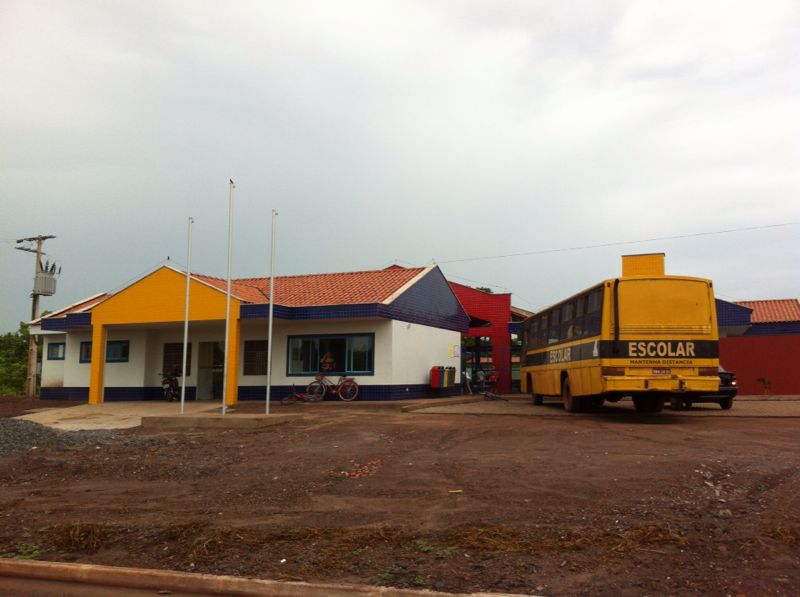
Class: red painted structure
720,335,800,395
449,283,513,394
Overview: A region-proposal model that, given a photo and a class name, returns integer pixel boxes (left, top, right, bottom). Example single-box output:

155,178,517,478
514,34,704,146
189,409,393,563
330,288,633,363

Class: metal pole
221,180,235,416
180,217,193,415
265,209,277,415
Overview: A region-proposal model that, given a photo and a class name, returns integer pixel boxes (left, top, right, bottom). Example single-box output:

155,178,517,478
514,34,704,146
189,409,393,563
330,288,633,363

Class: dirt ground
1,397,799,596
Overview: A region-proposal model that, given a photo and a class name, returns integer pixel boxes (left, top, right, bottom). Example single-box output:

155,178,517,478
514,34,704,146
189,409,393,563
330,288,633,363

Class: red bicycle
306,373,359,401
281,384,323,405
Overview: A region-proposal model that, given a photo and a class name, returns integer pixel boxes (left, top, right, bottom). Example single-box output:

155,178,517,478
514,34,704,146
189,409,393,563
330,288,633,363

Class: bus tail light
698,367,718,376
602,367,625,376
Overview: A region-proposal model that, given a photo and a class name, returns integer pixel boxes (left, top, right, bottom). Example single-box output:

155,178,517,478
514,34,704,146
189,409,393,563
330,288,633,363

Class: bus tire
633,395,650,413
562,378,580,413
651,396,665,413
719,397,733,410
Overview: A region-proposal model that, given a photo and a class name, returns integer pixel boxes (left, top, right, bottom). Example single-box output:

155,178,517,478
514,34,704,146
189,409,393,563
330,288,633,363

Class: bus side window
549,309,561,344
523,318,534,350
574,296,586,338
530,318,540,349
563,302,574,339
585,288,603,336
539,314,549,348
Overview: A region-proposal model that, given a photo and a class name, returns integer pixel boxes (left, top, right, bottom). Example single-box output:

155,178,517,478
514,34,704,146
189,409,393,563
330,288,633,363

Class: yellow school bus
520,254,719,413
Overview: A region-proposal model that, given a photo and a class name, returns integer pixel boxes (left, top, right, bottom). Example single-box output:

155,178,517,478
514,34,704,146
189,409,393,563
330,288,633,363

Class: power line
436,221,799,265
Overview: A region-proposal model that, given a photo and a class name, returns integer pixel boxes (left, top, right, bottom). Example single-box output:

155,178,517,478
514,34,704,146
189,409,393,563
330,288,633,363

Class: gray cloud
1,0,798,329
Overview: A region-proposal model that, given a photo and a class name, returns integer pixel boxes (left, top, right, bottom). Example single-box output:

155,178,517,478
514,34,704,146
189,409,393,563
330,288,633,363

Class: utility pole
15,235,56,398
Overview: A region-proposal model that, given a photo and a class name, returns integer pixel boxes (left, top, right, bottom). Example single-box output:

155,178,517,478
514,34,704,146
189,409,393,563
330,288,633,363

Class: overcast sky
1,0,798,332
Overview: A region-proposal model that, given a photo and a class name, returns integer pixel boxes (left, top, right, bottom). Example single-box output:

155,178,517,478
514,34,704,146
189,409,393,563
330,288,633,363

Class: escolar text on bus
548,347,572,364
628,341,695,358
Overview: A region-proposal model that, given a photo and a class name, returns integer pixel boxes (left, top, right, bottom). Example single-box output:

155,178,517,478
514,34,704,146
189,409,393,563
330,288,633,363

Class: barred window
243,340,268,375
163,343,191,376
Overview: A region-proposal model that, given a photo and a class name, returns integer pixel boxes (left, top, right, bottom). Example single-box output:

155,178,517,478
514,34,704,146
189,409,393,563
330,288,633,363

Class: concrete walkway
15,395,800,431
16,401,222,430
14,397,480,431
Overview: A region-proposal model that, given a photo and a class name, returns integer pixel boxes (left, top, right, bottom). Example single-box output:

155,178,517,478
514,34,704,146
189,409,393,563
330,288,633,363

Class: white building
33,265,467,403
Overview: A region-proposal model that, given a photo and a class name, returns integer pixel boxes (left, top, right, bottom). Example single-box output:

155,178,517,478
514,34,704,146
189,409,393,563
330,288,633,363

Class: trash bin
430,366,441,388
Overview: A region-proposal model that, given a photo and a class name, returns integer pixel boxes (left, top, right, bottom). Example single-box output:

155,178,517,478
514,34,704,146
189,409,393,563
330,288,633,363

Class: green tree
0,323,29,395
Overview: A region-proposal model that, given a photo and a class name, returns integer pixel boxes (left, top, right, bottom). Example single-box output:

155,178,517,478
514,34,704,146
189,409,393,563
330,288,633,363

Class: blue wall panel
716,299,752,327
40,387,89,401
41,312,92,331
104,387,197,401
239,384,460,401
744,322,800,336
381,268,469,332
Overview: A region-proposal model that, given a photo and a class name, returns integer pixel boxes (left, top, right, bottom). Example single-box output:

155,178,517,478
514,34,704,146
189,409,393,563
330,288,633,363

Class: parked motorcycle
160,370,180,402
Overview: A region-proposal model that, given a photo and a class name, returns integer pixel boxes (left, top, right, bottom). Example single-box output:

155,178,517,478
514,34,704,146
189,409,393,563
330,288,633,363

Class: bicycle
306,373,359,401
282,385,323,405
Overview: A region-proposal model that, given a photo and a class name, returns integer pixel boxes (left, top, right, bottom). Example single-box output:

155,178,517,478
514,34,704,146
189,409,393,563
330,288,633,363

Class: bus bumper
602,376,719,393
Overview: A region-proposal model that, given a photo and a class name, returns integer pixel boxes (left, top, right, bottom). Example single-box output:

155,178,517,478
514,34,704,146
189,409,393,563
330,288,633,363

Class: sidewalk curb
0,559,534,597
140,413,297,431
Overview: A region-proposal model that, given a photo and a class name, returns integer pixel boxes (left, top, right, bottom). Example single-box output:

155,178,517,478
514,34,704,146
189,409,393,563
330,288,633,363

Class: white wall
389,320,461,386
63,331,91,388
41,334,66,388
103,328,148,387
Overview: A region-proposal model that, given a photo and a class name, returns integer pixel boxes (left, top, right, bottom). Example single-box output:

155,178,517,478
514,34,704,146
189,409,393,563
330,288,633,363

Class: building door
197,341,225,401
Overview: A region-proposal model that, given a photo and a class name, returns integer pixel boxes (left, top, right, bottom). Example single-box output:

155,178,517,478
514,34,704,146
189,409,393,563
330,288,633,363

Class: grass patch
2,542,42,560
50,522,116,554
763,522,799,544
409,538,434,554
450,524,688,553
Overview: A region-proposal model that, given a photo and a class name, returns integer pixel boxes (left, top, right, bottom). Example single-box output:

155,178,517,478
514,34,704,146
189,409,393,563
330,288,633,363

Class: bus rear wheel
562,378,580,413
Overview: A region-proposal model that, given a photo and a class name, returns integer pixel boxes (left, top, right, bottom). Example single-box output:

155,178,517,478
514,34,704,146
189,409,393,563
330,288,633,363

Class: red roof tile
194,267,427,306
735,299,800,323
33,293,110,324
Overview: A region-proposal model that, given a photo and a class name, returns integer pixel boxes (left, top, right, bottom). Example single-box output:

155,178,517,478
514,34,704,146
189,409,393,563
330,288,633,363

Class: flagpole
221,179,235,416
180,216,193,415
265,209,277,415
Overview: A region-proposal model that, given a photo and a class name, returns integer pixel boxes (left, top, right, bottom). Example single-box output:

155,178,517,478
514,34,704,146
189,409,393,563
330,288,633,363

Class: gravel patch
0,418,131,457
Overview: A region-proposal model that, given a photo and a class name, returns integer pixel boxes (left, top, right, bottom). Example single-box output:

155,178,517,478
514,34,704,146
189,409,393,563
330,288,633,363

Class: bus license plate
652,368,671,375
